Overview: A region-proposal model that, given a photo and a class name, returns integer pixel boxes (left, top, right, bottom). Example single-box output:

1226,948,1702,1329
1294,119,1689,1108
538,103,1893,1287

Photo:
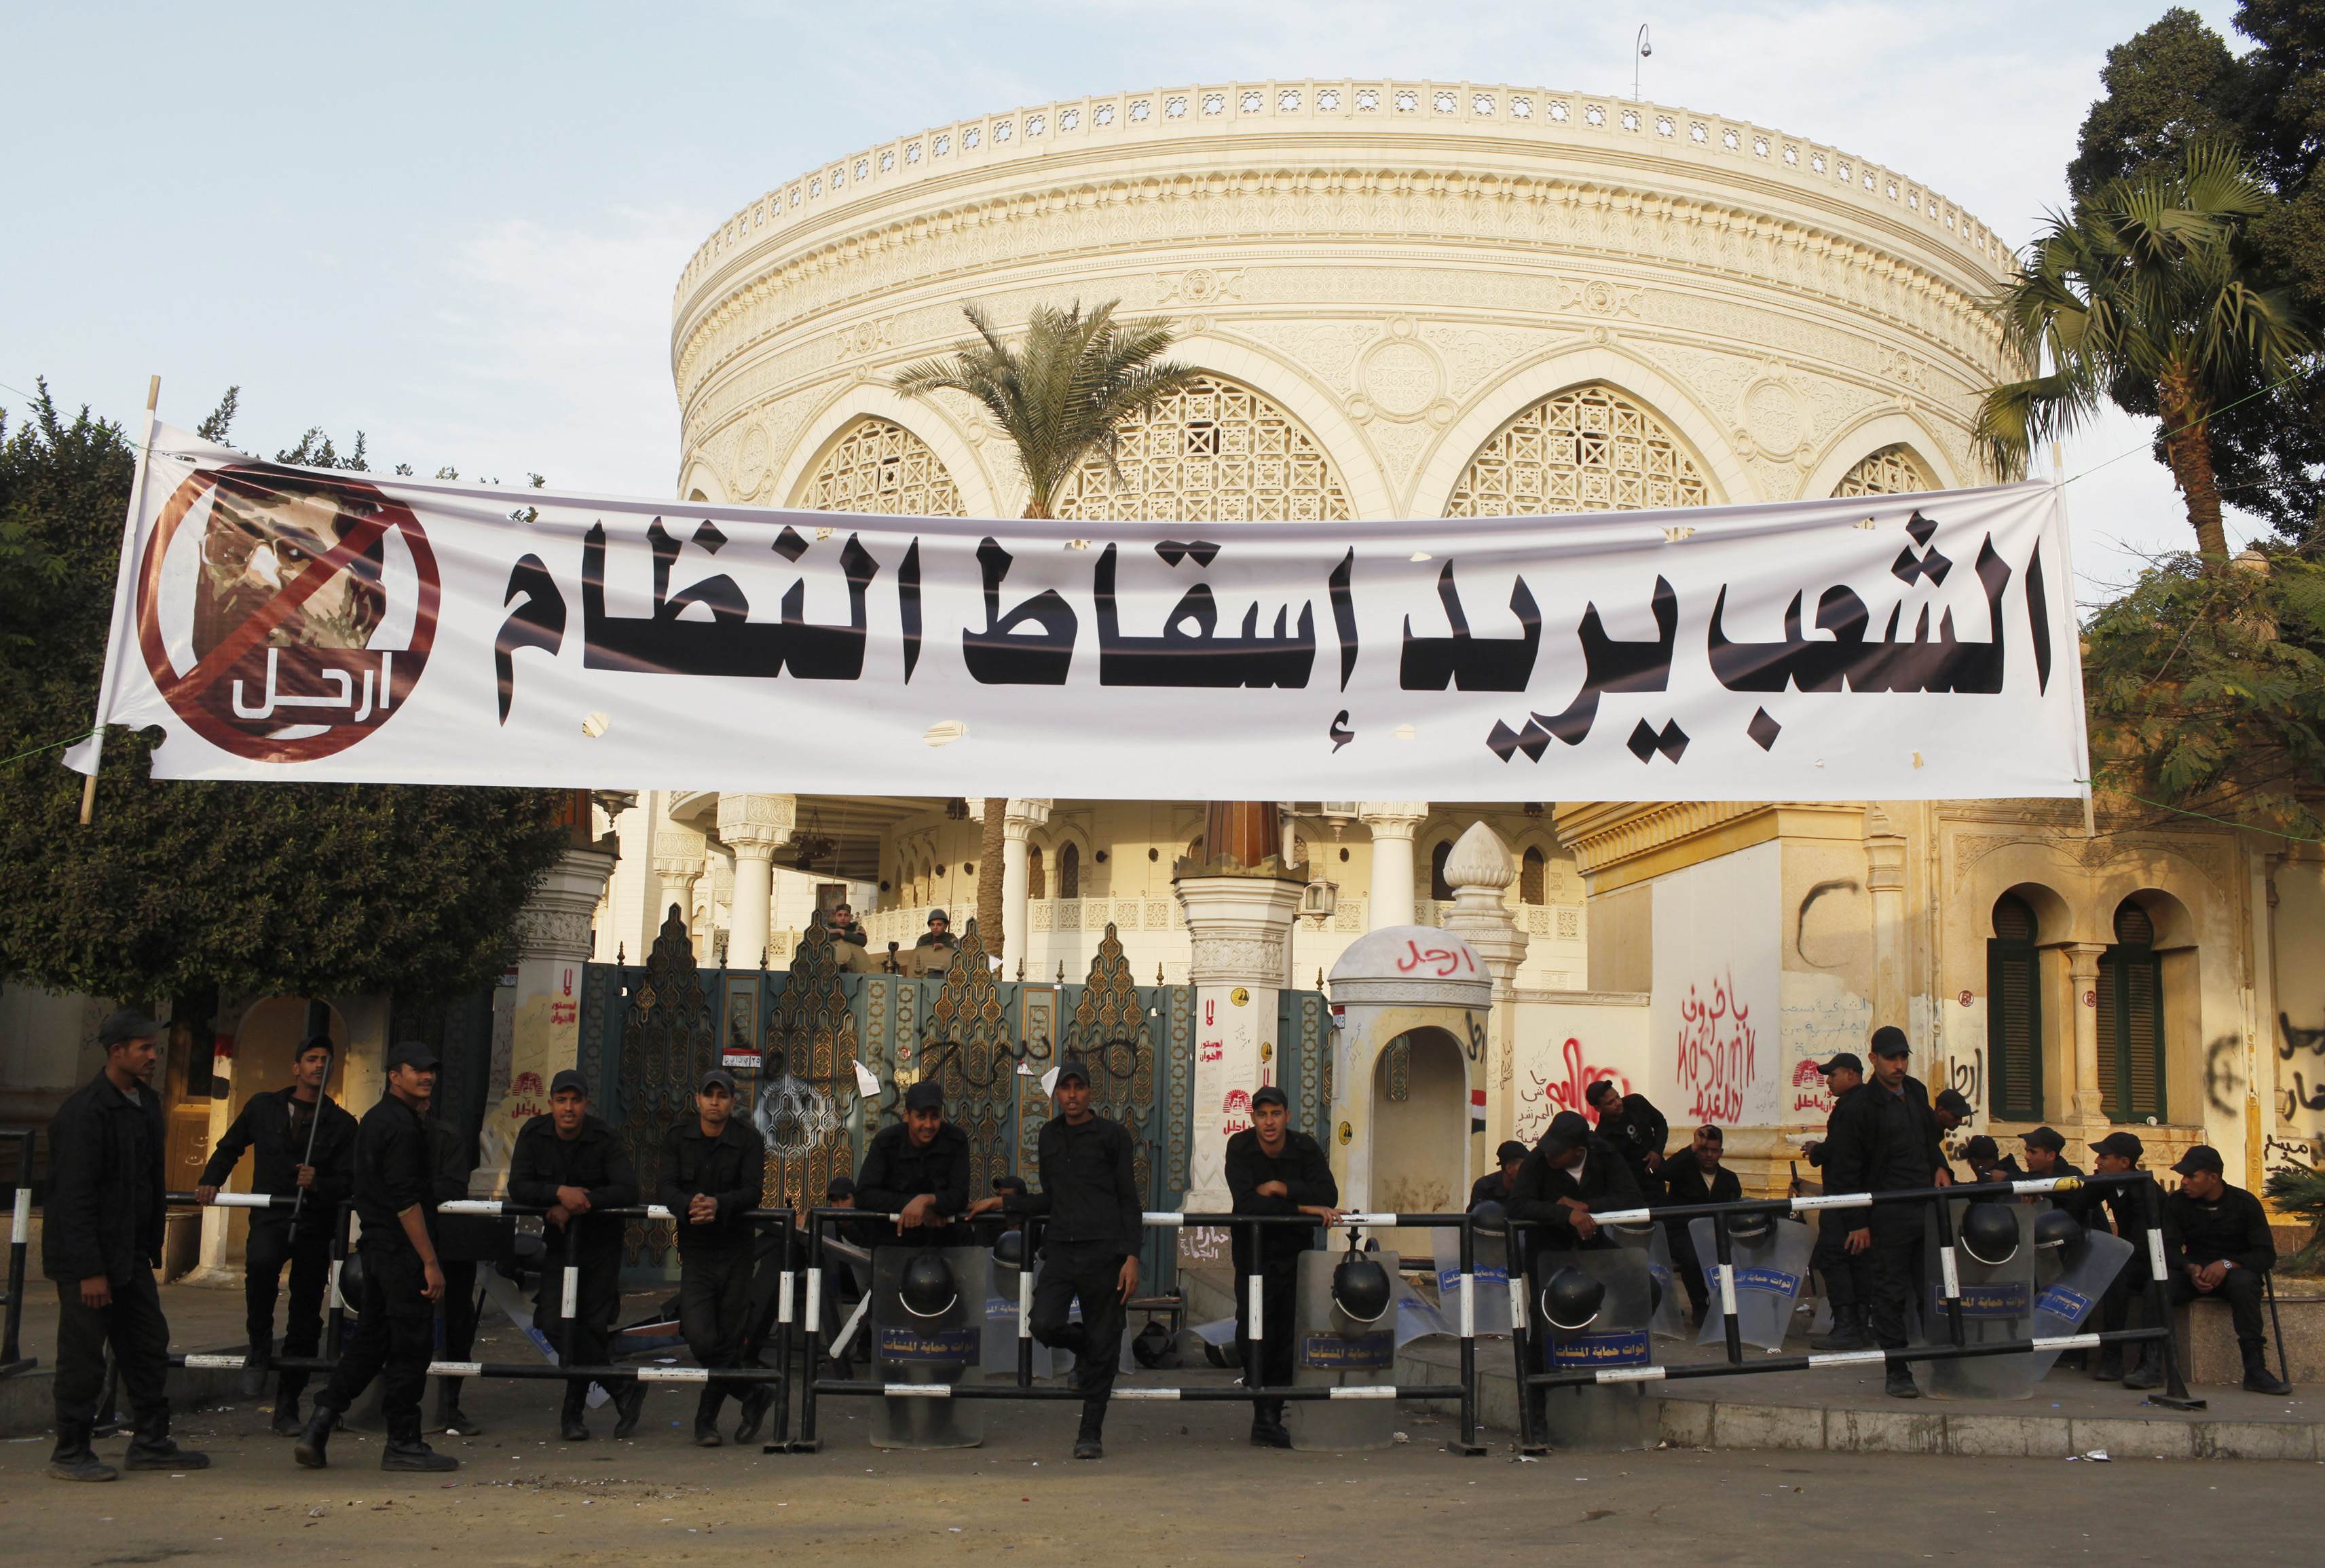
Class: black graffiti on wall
2206,1034,2246,1117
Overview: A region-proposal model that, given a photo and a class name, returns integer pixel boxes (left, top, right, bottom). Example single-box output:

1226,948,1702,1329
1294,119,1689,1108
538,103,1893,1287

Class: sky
0,0,2269,603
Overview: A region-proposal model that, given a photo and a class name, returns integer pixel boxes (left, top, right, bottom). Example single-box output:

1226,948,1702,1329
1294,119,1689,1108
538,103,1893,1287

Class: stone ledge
1661,1399,2323,1461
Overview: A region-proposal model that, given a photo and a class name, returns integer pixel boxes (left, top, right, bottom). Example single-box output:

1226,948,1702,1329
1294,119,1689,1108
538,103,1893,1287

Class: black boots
559,1383,591,1442
1812,1305,1870,1352
435,1377,481,1436
124,1425,211,1472
733,1384,772,1444
238,1337,271,1399
46,1429,117,1482
382,1438,459,1472
272,1389,305,1438
693,1386,726,1447
2242,1339,2294,1396
1249,1400,1292,1449
613,1381,647,1440
2121,1343,2165,1390
294,1405,337,1469
1073,1420,1104,1460
1884,1362,1920,1399
2092,1345,2125,1382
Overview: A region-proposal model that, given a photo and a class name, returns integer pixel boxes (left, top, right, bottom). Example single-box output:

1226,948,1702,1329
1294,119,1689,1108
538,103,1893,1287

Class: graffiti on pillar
2278,1013,2325,1059
1948,1049,1984,1105
1675,970,1757,1125
2204,1035,2246,1118
1518,1034,1631,1144
2287,1072,2325,1115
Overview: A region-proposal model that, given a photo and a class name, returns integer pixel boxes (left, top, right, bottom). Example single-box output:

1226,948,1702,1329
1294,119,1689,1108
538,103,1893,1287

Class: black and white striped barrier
791,1208,1485,1457
1,1127,33,1377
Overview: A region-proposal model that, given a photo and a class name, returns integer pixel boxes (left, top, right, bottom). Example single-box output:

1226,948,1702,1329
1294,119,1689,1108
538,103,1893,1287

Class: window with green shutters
1986,894,2044,1120
2098,901,2167,1123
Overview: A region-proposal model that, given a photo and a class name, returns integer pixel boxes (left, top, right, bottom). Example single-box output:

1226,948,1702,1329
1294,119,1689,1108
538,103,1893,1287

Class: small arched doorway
1370,1027,1468,1215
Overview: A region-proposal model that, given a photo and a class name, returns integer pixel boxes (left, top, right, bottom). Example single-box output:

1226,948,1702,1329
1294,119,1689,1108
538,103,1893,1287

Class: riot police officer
1585,1079,1669,1196
1225,1084,1340,1447
857,1079,972,1241
656,1068,769,1445
1507,1109,1646,1269
1804,1051,1874,1351
1819,1028,1946,1398
1468,1140,1529,1212
510,1069,644,1441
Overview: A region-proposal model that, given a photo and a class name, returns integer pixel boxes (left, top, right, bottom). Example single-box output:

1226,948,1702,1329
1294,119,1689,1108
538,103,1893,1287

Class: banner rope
0,727,98,770
2074,779,2324,843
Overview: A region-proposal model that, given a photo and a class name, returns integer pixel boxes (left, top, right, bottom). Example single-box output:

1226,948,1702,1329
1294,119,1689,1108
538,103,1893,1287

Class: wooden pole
80,375,161,826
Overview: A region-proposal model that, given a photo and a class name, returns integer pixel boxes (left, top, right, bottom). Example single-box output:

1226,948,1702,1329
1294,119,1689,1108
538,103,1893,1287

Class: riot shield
1432,1224,1513,1337
1916,1201,2039,1400
1604,1222,1690,1341
1686,1216,1813,1352
1527,1246,1659,1449
870,1246,989,1449
1391,1265,1451,1348
2026,1226,2133,1379
979,1253,1054,1381
1285,1248,1401,1453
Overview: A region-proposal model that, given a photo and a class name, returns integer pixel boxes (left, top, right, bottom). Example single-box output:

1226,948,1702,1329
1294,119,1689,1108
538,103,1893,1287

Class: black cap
1963,1135,2000,1163
1054,1053,1090,1087
2091,1131,2145,1161
992,1174,1028,1195
825,1174,855,1201
384,1040,441,1072
1817,1051,1863,1077
699,1068,737,1095
1934,1088,1974,1119
1252,1084,1288,1110
1537,1110,1593,1158
1867,1026,1911,1060
97,1008,160,1047
1586,1079,1619,1104
549,1069,589,1098
902,1079,944,1113
928,908,949,925
1496,1139,1530,1164
2171,1144,2225,1176
2022,1125,2066,1153
297,1034,336,1058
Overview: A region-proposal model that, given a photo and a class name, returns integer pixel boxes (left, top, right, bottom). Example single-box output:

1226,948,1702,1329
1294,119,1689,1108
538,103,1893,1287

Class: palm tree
895,299,1202,956
1975,139,2312,561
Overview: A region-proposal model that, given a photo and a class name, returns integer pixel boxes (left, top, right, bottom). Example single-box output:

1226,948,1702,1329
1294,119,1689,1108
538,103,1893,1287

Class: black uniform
1010,1112,1142,1435
1659,1157,1742,1323
427,1117,496,1423
509,1113,639,1410
43,1070,172,1457
656,1115,767,1425
1468,1170,1518,1212
854,1119,973,1243
198,1085,356,1402
1593,1093,1670,1197
1819,1075,1944,1353
314,1091,439,1444
2162,1182,2277,1345
1225,1127,1339,1419
1807,1084,1874,1310
1508,1134,1645,1255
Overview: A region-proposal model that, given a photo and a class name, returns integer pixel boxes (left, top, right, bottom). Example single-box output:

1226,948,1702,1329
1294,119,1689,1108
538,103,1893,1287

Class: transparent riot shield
1432,1225,1512,1337
2027,1225,2133,1379
1285,1248,1400,1453
1917,1201,2039,1400
979,1252,1054,1381
870,1246,988,1449
1686,1216,1813,1352
1604,1222,1689,1341
1391,1265,1451,1348
1527,1246,1659,1449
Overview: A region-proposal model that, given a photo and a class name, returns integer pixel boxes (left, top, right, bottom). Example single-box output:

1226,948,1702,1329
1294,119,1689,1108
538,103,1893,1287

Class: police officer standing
1823,1027,1946,1399
1803,1051,1874,1351
656,1068,769,1446
1585,1079,1669,1196
1010,1054,1142,1461
44,1010,208,1482
1225,1084,1340,1448
295,1042,458,1471
195,1034,356,1427
510,1069,645,1442
857,1079,972,1241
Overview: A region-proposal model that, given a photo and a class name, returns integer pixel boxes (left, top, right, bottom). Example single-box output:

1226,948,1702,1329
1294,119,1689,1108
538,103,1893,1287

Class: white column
485,840,619,1173
1438,821,1527,1153
1000,798,1053,974
2066,941,2108,1133
717,792,795,969
1866,817,1910,1028
650,825,707,954
1173,871,1306,1210
1360,802,1428,929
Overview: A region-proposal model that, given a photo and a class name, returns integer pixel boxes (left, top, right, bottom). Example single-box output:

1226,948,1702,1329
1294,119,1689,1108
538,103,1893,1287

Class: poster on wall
1652,842,1784,1130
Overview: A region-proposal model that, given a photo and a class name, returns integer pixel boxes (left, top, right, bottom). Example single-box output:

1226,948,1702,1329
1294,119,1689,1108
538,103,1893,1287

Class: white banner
66,425,2086,800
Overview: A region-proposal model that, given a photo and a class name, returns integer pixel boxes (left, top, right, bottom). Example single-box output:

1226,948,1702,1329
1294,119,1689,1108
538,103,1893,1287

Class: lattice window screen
1520,848,1546,906
1052,375,1354,523
1445,384,1709,516
1830,443,1935,498
798,417,965,515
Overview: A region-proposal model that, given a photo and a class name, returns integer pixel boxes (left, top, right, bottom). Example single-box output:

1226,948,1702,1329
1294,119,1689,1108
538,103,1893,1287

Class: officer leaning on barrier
861,1079,974,1242
1658,1123,1741,1327
510,1068,646,1442
195,1033,356,1422
1804,1051,1876,1352
296,1041,458,1472
1469,1140,1529,1212
1225,1083,1341,1449
656,1067,770,1446
1823,1026,1948,1400
1585,1079,1669,1197
1507,1108,1645,1271
44,1009,209,1483
1008,1053,1142,1462
2161,1144,2294,1396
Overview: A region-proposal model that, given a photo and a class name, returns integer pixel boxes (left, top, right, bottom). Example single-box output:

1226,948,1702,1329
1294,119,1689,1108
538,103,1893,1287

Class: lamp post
1634,24,1653,101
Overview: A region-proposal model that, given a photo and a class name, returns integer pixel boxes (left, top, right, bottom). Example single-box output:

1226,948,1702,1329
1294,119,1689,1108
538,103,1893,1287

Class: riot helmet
899,1252,960,1318
1539,1266,1606,1332
1957,1201,2021,1267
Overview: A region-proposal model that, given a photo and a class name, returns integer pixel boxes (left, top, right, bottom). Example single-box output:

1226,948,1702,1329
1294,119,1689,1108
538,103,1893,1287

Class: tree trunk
978,797,1007,960
2157,373,2229,562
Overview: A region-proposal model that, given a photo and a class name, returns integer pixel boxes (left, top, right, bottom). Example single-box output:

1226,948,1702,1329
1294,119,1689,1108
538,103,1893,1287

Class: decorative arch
1442,381,1711,517
1801,410,1965,500
1829,443,1937,498
792,415,967,516
773,383,1001,516
1052,370,1356,523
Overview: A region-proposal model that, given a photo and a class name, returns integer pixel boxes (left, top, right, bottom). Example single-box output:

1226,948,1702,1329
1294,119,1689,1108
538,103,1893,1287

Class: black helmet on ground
1130,1320,1180,1369
2032,1208,2083,1252
1470,1199,1508,1232
1957,1201,2021,1267
899,1252,959,1318
1540,1267,1605,1332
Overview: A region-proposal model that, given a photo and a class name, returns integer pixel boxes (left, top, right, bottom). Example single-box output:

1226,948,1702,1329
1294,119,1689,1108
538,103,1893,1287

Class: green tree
893,300,1199,956
0,381,571,1004
1976,140,2312,561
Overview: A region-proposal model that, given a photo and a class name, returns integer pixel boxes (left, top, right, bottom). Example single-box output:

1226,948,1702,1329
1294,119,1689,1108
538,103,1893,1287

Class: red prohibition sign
134,464,439,764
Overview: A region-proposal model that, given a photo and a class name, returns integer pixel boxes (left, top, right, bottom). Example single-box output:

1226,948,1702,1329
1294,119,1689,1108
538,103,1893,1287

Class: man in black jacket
1586,1080,1669,1197
1508,1110,1647,1267
197,1034,356,1419
1659,1123,1741,1326
1468,1140,1529,1212
1804,1052,1876,1351
510,1070,644,1441
295,1042,458,1472
657,1068,769,1445
1225,1084,1340,1447
1825,1027,1947,1398
2020,1125,2080,1184
855,1079,972,1242
2162,1144,2292,1394
43,1010,209,1482
426,1113,496,1436
2080,1132,2161,1386
1008,1054,1142,1461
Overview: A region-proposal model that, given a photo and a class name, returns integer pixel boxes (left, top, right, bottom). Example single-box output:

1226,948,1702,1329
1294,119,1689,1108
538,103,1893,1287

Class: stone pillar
717,792,795,969
1173,871,1306,1210
1360,802,1428,930
487,842,618,1172
1000,798,1053,973
650,825,707,954
1866,823,1910,1029
2064,942,2109,1132
1438,821,1527,1154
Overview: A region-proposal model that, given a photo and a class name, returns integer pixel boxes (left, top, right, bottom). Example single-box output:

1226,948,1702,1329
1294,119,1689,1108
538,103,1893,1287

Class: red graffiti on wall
1675,970,1757,1125
1517,1036,1632,1144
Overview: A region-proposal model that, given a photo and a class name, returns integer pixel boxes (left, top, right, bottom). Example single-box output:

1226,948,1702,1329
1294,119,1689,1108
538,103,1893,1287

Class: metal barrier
159,1192,797,1433
1502,1170,2199,1453
792,1208,1487,1455
1,1127,34,1377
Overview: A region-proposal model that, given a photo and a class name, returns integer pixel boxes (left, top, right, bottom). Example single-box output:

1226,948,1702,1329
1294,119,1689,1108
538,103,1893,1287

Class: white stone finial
1445,820,1514,894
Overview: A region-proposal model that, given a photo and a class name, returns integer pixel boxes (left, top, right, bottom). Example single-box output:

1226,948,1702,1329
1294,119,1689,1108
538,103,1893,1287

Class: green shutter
1986,895,2043,1121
